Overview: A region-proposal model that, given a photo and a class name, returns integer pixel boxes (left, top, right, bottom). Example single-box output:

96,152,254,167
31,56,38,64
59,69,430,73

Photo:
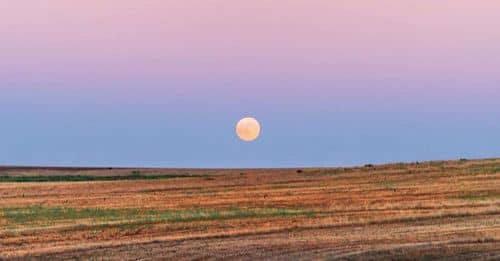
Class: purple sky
1,1,499,167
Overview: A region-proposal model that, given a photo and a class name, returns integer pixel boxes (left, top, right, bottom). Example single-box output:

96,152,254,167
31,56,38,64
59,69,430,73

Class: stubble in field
0,159,499,259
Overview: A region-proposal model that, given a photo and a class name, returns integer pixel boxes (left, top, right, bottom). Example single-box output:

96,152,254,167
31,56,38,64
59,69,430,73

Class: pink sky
3,1,499,97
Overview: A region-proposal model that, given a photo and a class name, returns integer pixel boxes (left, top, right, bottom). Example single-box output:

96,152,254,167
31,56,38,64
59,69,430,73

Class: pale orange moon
236,117,261,142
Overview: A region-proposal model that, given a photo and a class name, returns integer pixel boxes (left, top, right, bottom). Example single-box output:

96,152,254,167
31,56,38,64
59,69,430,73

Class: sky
1,1,499,167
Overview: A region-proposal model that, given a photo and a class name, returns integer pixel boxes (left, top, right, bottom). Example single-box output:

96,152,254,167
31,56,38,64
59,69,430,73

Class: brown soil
1,159,499,260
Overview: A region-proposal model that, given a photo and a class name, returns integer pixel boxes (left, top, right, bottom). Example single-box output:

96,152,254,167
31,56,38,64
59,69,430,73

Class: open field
0,159,499,260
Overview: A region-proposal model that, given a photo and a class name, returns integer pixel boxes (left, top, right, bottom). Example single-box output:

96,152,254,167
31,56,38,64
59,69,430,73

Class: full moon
236,117,261,142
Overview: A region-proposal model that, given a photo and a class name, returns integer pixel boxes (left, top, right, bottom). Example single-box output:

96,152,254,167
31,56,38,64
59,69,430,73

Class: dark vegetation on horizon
0,171,206,182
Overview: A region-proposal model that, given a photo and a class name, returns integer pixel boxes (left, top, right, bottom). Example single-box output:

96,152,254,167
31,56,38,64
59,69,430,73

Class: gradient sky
1,1,499,167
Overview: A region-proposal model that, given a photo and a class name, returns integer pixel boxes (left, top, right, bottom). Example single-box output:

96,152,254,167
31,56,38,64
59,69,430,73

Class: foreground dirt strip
0,158,499,259
10,215,500,260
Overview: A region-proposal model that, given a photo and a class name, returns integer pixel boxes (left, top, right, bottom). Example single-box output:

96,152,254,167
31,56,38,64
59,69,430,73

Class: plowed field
1,159,499,260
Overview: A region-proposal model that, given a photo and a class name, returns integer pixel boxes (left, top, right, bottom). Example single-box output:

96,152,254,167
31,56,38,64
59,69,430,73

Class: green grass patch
1,205,316,227
454,192,500,201
467,165,500,175
374,180,400,189
2,205,141,225
0,173,206,182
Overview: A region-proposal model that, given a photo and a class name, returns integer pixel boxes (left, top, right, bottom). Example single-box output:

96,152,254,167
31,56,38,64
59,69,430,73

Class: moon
236,117,261,142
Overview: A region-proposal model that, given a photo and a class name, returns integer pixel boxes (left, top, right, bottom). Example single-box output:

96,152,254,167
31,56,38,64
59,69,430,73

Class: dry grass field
0,159,499,260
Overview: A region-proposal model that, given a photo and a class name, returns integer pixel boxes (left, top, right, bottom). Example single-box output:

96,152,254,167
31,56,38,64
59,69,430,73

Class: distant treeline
0,173,205,182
